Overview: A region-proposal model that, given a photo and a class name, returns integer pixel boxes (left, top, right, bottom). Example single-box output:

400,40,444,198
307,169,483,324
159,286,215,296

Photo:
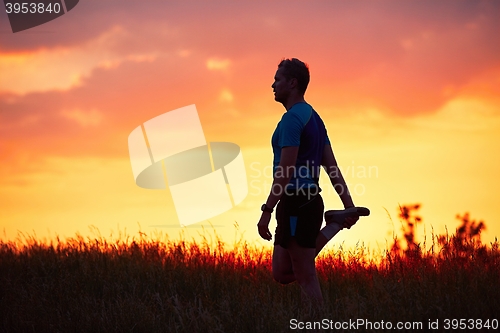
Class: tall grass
1,215,499,332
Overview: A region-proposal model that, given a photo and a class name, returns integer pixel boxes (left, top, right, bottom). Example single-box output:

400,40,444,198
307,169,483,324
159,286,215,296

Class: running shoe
324,207,370,225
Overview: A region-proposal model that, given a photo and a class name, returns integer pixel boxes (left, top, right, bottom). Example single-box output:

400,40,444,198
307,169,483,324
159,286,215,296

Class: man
257,58,358,304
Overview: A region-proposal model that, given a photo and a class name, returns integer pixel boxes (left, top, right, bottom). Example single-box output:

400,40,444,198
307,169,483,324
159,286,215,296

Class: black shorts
274,191,324,249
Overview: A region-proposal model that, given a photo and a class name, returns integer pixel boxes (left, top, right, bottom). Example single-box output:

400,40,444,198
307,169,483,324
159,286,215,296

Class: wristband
261,204,273,213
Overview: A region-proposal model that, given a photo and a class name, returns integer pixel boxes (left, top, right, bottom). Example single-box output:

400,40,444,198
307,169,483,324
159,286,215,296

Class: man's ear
289,77,298,90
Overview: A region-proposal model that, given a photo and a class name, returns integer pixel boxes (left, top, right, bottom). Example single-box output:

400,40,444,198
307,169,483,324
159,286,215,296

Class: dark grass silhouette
1,207,499,332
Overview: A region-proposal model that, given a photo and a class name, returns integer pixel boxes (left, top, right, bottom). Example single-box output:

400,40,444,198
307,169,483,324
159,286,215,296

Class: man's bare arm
257,146,298,241
264,146,299,209
321,144,355,208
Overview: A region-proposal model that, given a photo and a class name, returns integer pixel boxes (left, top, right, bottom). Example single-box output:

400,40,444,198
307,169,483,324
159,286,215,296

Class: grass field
1,209,499,332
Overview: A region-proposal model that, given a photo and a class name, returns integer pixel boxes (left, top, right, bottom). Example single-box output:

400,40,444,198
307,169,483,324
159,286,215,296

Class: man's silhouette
257,58,359,304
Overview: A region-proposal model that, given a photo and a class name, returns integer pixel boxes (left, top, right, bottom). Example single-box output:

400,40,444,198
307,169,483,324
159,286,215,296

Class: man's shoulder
284,102,313,124
288,102,313,114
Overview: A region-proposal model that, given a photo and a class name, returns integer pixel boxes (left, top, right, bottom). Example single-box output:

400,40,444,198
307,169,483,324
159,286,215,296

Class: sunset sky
1,1,499,252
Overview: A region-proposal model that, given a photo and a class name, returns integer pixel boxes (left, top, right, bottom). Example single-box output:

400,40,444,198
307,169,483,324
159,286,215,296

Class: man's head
277,58,310,95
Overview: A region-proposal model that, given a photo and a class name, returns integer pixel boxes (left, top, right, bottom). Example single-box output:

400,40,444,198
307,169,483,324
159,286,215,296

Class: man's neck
284,95,306,111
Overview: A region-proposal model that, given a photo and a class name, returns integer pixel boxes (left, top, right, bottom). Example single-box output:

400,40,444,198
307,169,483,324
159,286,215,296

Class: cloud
60,108,103,127
206,58,231,71
0,25,162,95
414,98,500,132
219,89,233,102
0,48,243,165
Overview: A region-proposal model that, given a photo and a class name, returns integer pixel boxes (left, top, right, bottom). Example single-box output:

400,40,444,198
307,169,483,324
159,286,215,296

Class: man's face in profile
272,67,291,104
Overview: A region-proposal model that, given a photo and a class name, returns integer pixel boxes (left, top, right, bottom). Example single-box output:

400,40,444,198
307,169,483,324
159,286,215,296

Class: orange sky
1,1,499,251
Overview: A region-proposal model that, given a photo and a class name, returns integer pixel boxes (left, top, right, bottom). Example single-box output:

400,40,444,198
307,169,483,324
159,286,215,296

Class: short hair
277,58,310,94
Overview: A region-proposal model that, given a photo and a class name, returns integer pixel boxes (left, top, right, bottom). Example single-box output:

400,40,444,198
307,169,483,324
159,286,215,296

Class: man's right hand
257,212,272,241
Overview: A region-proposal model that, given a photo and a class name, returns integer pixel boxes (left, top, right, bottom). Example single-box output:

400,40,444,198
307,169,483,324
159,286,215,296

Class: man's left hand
343,216,359,229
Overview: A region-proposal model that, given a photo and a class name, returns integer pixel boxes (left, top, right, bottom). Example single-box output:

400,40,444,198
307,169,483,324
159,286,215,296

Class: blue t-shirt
271,102,330,190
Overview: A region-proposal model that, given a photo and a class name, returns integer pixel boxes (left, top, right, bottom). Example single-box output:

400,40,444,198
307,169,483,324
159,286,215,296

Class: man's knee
293,270,317,285
286,241,317,285
272,270,295,284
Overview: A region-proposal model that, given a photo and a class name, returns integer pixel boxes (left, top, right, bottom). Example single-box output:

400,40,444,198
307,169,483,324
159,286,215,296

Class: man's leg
315,223,342,256
315,207,369,256
272,244,296,284
287,238,323,304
